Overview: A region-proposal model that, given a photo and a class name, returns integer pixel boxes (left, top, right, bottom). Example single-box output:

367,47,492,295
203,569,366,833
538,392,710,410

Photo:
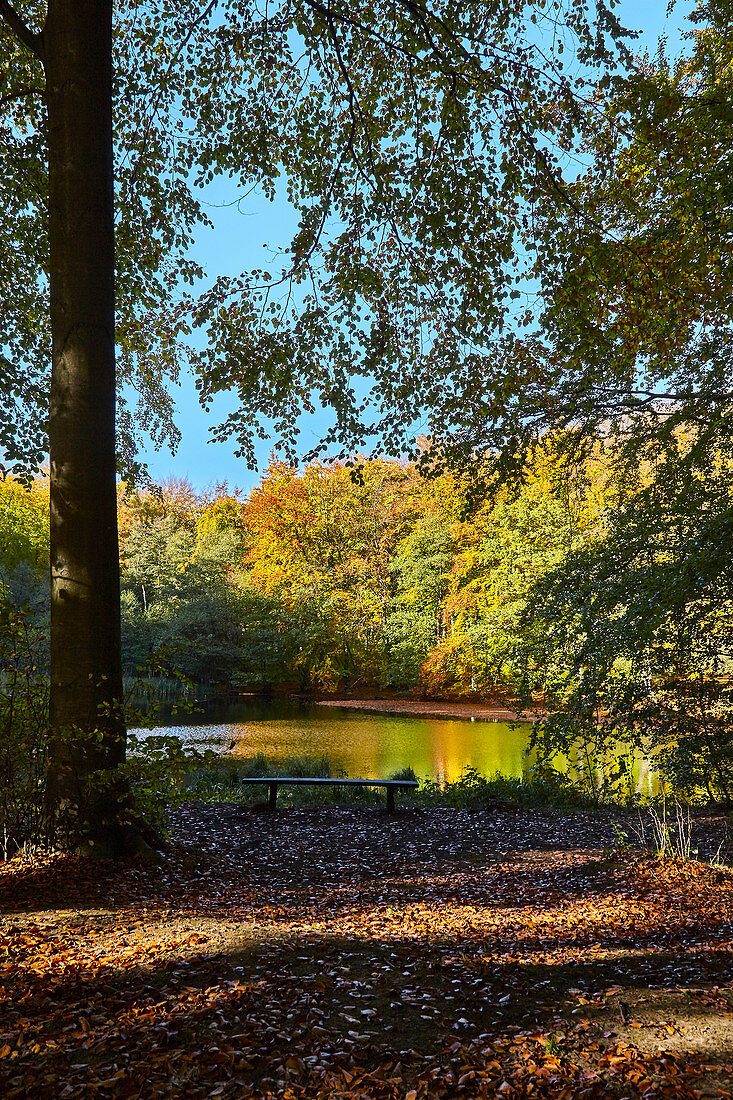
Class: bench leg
268,781,278,811
386,786,395,814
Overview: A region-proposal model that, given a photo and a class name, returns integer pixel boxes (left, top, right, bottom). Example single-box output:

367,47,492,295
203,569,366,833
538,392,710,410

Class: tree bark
43,0,127,851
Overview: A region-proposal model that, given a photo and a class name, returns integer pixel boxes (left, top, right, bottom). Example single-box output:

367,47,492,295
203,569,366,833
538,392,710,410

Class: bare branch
0,83,43,110
0,0,44,61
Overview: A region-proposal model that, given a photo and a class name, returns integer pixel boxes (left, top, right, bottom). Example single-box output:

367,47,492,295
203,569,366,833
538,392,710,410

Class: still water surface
140,700,657,795
140,700,532,783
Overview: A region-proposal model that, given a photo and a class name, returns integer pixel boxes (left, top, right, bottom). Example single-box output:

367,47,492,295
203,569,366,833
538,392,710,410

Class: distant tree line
116,452,615,698
0,446,645,700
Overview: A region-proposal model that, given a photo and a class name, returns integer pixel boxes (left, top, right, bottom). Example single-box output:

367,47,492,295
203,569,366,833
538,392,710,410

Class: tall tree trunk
43,0,127,852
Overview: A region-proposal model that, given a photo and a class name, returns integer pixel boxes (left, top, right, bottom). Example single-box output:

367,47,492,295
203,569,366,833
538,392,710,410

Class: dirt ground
315,699,539,722
1,803,733,1098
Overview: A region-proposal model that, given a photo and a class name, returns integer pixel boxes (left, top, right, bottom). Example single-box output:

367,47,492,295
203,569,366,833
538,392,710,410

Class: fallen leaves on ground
1,804,733,1098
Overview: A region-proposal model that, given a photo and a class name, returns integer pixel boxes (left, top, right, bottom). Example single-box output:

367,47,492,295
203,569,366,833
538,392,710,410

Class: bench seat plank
238,777,417,787
238,776,418,813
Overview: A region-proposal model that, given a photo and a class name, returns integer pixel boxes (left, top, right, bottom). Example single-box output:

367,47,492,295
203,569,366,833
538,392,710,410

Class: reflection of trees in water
556,740,660,804
135,706,535,784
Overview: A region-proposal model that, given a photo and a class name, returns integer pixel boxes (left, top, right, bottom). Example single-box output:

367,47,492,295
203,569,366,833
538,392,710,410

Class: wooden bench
239,776,419,814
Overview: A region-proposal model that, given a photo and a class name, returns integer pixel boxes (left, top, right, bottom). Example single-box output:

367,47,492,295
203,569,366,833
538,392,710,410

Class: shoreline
315,698,542,723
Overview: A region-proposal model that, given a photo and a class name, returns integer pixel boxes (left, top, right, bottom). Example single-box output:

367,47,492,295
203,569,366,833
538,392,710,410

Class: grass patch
183,757,599,811
185,753,387,808
418,765,598,810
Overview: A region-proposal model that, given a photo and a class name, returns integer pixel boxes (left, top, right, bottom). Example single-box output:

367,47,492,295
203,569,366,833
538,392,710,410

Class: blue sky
138,0,693,494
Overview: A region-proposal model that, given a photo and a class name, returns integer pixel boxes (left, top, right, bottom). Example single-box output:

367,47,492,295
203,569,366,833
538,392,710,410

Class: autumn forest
4,0,733,1095
1,450,605,703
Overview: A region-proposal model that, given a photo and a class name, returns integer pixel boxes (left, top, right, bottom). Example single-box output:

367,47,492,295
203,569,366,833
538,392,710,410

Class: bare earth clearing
1,804,733,1098
315,699,539,722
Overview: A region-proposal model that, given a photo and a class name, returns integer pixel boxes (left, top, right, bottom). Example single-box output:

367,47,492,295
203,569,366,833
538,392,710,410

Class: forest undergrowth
2,804,733,1098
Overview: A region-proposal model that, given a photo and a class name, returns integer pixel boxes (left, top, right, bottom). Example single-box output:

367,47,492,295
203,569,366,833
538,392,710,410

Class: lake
135,699,658,795
136,700,532,783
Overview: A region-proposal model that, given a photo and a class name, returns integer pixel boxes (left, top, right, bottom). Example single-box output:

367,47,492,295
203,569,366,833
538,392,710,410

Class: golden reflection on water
148,703,532,782
144,702,657,793
228,713,533,783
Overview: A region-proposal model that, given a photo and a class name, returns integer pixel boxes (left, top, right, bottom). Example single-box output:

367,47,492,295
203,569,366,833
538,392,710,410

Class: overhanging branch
0,0,44,61
0,83,43,109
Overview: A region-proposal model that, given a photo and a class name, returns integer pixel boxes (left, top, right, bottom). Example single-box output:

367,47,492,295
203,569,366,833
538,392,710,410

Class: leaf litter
1,802,733,1097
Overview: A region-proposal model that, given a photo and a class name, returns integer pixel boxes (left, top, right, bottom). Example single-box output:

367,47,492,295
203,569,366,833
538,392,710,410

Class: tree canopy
1,0,631,476
432,0,733,478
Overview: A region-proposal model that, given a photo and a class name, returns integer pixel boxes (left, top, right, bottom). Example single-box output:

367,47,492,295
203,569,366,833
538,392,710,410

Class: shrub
417,764,595,810
0,603,49,855
123,732,218,830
